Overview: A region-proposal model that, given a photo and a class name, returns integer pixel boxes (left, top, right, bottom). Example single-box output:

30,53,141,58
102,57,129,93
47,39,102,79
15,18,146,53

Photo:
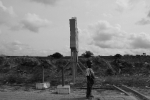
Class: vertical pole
70,17,78,84
75,51,77,78
72,51,76,84
62,67,64,86
73,62,76,83
42,66,44,83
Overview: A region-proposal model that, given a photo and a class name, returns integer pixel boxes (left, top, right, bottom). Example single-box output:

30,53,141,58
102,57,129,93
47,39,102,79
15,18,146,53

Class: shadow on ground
60,97,86,100
60,97,100,100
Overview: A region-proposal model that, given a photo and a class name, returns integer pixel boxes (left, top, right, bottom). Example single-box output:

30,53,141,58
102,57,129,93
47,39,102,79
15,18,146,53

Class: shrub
0,74,24,84
101,75,149,87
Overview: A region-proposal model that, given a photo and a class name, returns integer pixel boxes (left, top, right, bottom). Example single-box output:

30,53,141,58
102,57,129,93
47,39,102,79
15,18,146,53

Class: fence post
62,67,64,86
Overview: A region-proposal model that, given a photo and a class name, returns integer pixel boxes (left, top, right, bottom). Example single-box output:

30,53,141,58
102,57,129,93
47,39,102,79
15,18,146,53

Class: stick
78,61,86,69
77,63,86,76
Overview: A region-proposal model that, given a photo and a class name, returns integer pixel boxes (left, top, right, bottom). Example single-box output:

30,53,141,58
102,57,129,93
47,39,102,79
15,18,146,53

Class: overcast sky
0,0,150,56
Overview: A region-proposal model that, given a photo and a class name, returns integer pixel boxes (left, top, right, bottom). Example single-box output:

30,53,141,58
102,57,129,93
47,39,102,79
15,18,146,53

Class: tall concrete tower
69,17,78,83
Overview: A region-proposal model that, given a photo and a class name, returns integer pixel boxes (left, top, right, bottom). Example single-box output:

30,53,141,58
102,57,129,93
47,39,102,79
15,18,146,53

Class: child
86,60,95,99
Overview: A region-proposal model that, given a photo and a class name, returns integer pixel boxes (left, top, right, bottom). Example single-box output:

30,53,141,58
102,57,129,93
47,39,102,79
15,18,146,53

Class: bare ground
1,84,149,100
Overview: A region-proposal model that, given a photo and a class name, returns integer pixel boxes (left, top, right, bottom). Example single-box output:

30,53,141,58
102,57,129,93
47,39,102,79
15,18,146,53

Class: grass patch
101,75,150,87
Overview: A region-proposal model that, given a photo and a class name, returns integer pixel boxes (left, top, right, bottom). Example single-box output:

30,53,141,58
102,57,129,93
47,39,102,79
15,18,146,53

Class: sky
0,0,150,56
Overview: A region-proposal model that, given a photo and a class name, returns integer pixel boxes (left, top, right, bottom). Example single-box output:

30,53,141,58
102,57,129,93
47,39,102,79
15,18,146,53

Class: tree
0,55,6,65
143,53,146,56
114,54,122,60
48,52,63,59
124,54,132,56
81,51,94,58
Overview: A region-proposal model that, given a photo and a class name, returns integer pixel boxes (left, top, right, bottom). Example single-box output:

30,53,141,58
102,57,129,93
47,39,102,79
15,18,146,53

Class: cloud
136,18,150,25
102,13,113,18
0,40,27,55
136,9,150,25
0,40,54,56
79,20,150,55
130,32,150,49
20,13,50,32
131,37,150,48
115,0,142,12
0,1,16,26
78,28,93,45
30,0,59,5
0,1,50,32
4,40,28,52
87,21,128,49
116,0,129,12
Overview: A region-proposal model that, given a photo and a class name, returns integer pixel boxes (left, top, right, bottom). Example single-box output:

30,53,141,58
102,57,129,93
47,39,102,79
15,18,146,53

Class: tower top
71,17,77,19
69,17,77,22
69,17,78,51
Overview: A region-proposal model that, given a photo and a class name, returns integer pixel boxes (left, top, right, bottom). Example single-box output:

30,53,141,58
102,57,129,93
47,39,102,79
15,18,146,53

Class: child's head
87,60,93,68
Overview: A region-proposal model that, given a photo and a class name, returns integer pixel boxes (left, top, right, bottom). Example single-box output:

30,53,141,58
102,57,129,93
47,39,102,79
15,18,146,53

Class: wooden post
62,67,64,86
42,66,44,83
73,62,76,83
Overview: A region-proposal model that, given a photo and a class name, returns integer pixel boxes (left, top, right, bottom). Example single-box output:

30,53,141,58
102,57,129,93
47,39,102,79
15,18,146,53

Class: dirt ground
0,85,149,100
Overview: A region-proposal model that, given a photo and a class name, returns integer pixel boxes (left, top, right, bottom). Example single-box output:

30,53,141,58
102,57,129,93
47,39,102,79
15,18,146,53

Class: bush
81,51,94,58
0,73,35,84
0,74,23,84
101,75,149,87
